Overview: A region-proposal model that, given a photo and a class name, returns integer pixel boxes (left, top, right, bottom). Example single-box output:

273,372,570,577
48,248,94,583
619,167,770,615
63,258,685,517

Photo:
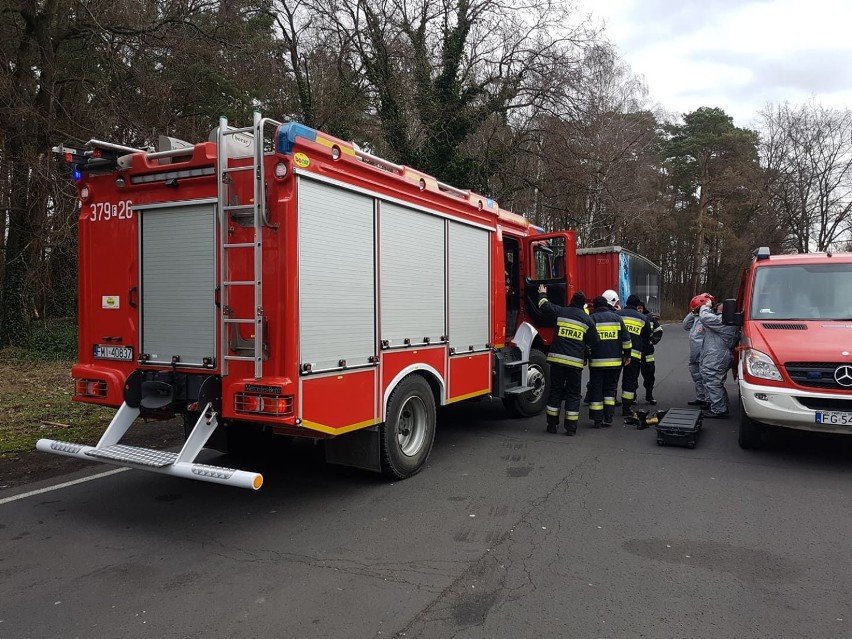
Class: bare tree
760,101,852,253
300,0,598,191
503,43,662,246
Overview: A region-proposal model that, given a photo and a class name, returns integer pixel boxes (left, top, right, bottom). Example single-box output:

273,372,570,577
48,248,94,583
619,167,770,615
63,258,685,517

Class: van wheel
381,375,436,479
738,399,763,450
502,349,549,417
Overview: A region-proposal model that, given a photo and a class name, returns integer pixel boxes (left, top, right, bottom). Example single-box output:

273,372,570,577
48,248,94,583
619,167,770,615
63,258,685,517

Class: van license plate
815,411,852,426
94,344,134,361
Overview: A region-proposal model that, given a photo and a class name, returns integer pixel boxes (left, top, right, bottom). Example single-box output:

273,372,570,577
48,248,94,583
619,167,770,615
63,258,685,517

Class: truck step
86,444,177,467
38,439,263,489
504,385,534,395
36,402,263,490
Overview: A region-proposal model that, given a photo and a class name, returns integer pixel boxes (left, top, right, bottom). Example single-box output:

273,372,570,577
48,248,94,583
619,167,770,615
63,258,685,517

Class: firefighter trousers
621,357,641,410
546,364,583,428
640,358,655,399
588,367,620,423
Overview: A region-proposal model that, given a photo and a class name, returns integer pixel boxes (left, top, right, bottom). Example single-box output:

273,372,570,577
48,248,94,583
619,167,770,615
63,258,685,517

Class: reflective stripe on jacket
618,306,651,360
538,295,599,367
588,308,631,368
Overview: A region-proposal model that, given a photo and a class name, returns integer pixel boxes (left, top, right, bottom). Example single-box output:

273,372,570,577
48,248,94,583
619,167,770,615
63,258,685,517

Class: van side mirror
722,298,742,326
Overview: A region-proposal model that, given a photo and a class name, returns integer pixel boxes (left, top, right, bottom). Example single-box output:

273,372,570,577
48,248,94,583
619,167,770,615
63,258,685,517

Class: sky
575,0,852,129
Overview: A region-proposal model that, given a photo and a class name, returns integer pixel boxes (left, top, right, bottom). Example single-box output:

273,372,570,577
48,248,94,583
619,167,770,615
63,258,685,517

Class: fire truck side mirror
722,299,742,326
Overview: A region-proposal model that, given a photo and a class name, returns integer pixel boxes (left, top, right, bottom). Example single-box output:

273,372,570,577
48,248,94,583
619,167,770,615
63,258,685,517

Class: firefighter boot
602,414,613,427
564,421,578,436
621,404,634,417
546,413,559,434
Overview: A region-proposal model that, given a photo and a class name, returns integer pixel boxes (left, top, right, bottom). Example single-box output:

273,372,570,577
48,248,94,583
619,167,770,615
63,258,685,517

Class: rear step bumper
36,402,263,490
36,440,263,490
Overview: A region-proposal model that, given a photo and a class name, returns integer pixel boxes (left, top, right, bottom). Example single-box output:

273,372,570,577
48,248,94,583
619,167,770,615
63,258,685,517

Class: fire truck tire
502,349,549,417
381,375,437,479
738,399,763,450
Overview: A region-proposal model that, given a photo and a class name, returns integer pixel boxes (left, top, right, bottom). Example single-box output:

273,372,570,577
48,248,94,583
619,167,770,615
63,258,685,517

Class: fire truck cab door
522,232,577,328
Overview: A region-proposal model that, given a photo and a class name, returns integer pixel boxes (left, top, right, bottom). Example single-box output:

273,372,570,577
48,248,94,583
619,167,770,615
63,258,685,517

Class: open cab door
494,230,576,419
522,231,578,333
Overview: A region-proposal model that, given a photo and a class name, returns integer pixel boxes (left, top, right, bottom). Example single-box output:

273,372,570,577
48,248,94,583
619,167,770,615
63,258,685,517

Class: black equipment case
655,408,703,449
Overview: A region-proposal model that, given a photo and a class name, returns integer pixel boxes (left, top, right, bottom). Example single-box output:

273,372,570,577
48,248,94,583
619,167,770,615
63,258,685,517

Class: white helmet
602,289,619,307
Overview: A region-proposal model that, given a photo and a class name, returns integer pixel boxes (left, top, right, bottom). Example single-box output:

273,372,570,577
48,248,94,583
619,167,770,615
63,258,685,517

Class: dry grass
0,355,115,458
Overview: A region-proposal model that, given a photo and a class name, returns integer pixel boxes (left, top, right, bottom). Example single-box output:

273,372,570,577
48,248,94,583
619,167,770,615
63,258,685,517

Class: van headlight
744,348,783,381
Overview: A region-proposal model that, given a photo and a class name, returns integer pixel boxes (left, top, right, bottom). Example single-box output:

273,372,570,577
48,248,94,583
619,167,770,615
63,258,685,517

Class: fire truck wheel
381,375,437,479
502,349,549,417
738,399,763,450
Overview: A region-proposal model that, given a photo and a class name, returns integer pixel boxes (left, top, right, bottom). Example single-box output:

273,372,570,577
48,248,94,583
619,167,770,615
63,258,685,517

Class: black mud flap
324,428,381,473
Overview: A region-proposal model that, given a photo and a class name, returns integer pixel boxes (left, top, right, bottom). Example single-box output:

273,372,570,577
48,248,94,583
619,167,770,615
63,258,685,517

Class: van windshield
750,263,852,320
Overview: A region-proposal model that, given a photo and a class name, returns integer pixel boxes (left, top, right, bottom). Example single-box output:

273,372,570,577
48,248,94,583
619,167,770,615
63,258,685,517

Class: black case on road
655,408,703,449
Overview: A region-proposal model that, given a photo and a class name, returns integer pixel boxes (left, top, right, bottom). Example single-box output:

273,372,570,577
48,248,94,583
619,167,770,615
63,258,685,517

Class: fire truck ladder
217,113,281,380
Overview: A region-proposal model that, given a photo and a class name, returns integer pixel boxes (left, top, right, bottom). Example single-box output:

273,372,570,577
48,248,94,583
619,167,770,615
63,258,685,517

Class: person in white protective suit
683,293,713,408
697,300,740,418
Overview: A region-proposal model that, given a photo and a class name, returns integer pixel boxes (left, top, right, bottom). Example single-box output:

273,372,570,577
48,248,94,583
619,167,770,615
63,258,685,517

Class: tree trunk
691,169,710,293
0,144,35,345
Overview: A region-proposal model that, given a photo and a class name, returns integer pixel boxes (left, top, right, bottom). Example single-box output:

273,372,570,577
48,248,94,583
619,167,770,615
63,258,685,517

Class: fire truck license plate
815,411,852,426
93,344,134,361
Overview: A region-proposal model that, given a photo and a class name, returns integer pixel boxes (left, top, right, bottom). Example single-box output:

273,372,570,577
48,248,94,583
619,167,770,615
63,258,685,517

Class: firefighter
683,293,713,407
698,299,740,418
584,288,622,405
617,294,652,416
537,286,599,435
602,289,620,310
636,301,663,404
588,296,632,428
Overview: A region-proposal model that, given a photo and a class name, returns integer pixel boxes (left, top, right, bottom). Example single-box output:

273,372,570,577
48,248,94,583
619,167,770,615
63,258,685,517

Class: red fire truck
40,113,579,489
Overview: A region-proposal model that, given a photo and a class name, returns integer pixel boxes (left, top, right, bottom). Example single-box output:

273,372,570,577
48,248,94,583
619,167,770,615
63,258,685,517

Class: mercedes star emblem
834,365,852,387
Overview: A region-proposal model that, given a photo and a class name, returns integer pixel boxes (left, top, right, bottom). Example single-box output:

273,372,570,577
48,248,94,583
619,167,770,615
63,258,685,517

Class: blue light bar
276,122,318,154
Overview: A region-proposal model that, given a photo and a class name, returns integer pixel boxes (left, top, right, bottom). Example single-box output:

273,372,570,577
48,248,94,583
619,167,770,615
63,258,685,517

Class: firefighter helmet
690,292,715,311
602,289,619,307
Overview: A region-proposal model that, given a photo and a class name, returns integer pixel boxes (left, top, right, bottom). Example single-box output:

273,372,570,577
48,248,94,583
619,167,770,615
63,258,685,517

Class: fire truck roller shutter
140,203,217,366
448,221,490,352
298,178,376,370
447,221,491,402
380,202,446,348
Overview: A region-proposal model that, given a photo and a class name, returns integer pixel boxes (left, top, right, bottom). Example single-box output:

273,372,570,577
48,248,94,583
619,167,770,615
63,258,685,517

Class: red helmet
690,292,715,311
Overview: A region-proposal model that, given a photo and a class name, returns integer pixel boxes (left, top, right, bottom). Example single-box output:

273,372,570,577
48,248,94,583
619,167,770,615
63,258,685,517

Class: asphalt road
2,325,852,638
